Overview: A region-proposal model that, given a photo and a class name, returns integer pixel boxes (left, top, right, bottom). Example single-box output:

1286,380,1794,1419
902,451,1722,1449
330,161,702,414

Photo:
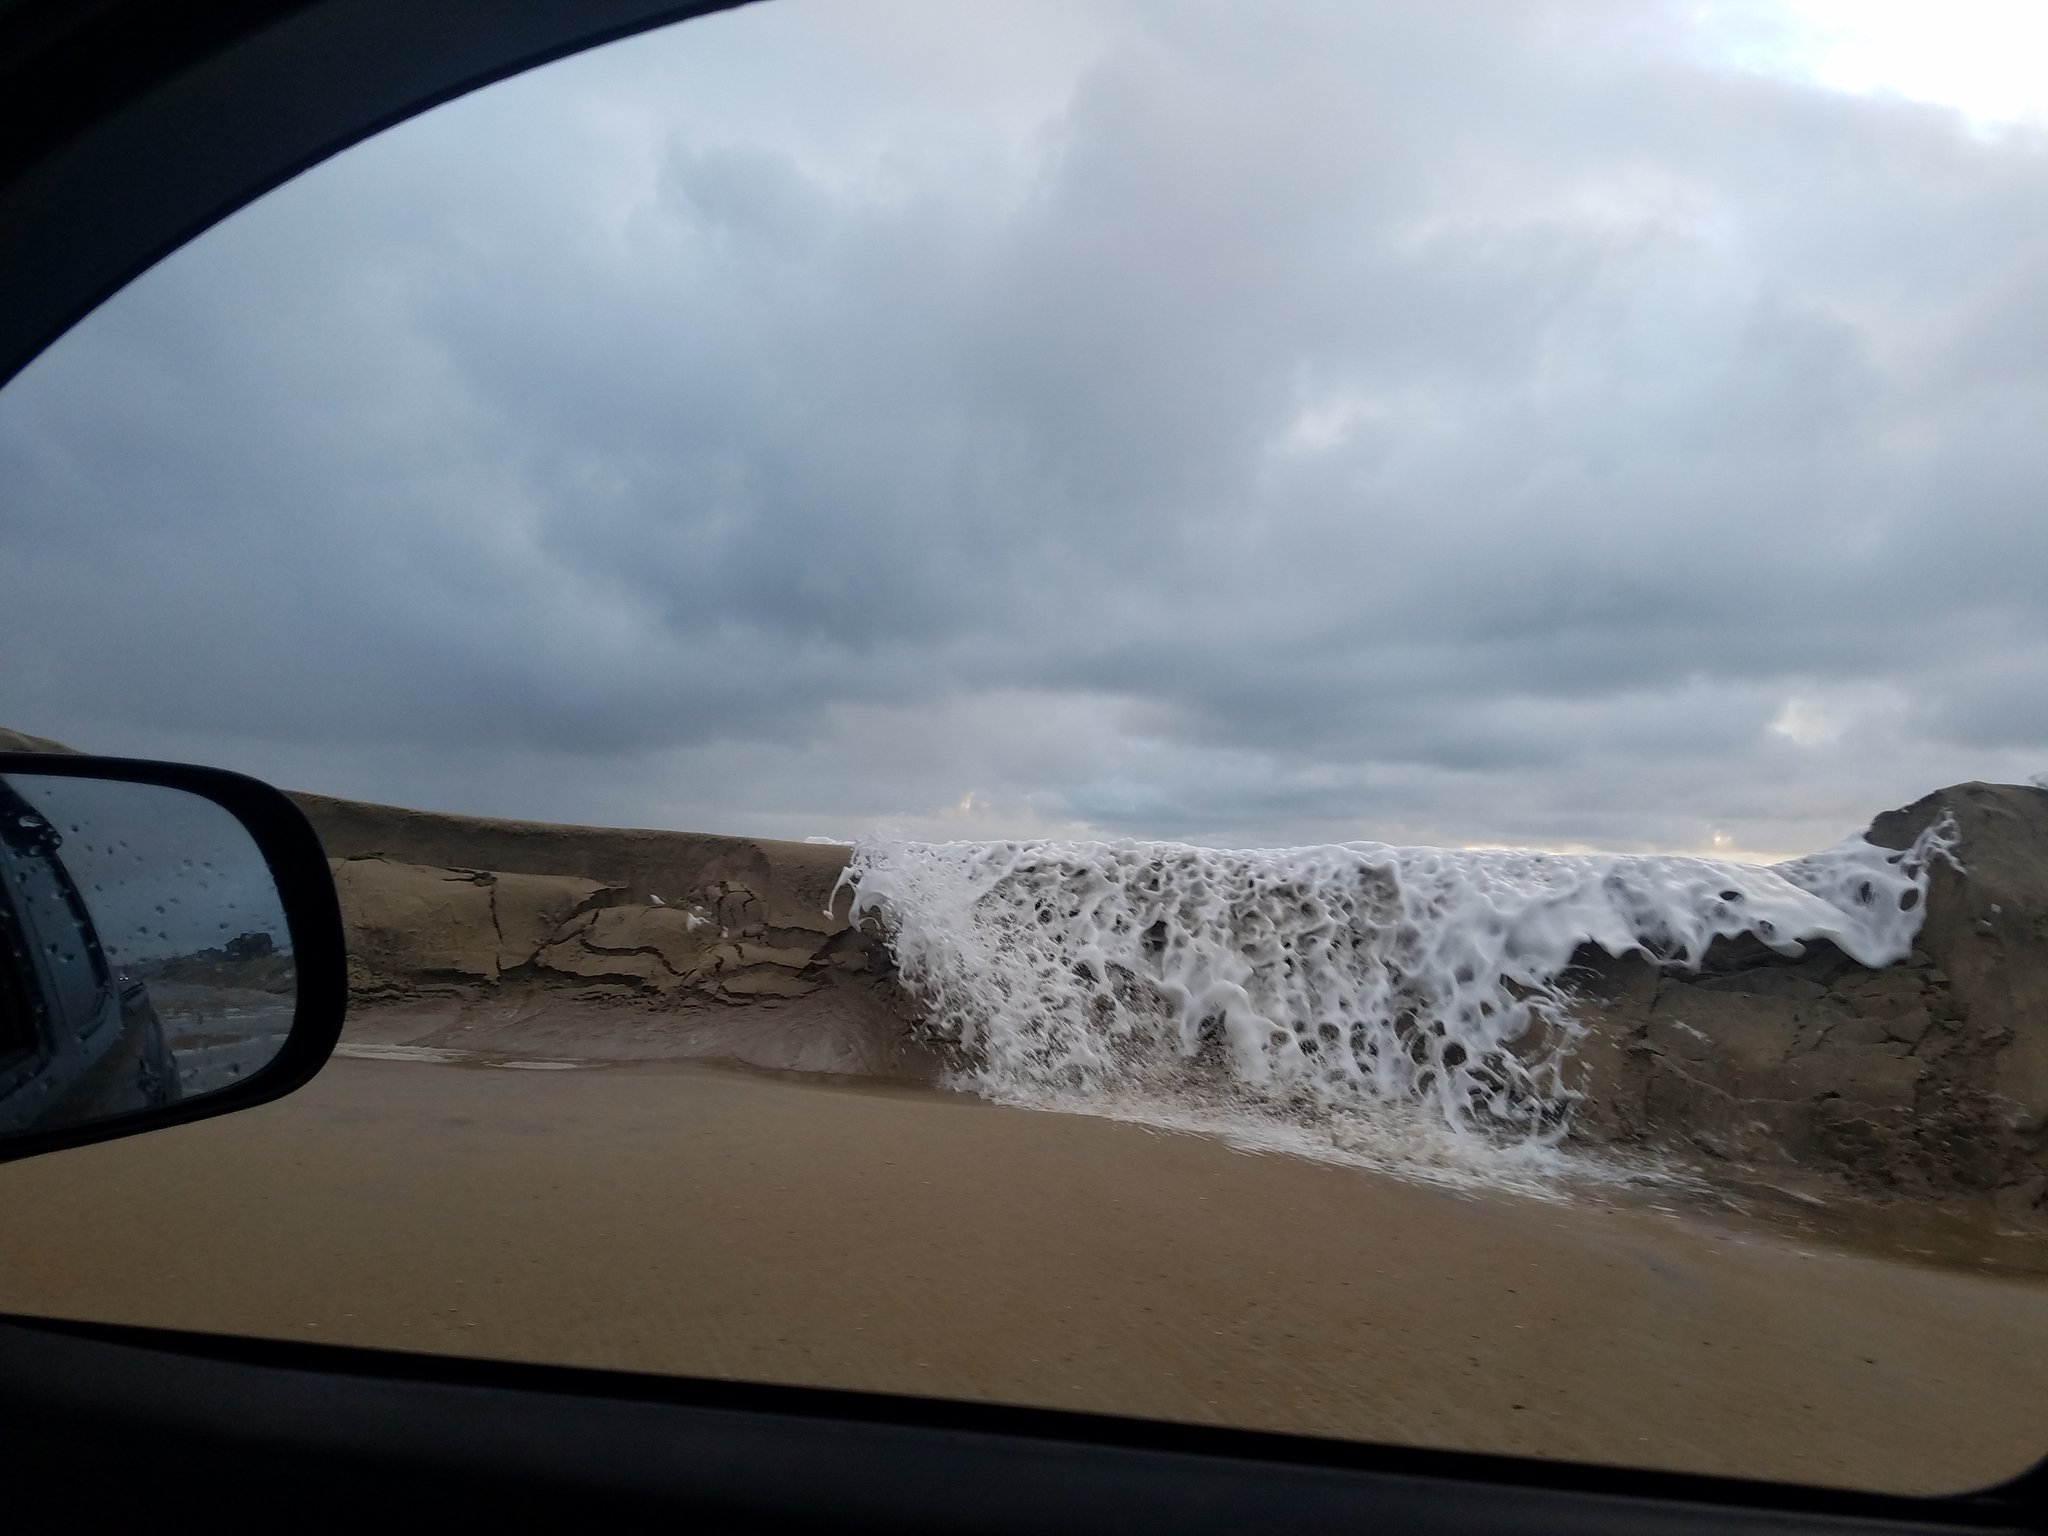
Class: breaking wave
834,818,1959,1188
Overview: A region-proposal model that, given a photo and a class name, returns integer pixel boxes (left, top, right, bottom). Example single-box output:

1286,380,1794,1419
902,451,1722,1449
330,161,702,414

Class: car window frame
1,2,2044,1525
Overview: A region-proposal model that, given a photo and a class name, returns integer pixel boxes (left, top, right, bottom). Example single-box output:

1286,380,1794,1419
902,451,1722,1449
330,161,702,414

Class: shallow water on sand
3,1054,2045,1494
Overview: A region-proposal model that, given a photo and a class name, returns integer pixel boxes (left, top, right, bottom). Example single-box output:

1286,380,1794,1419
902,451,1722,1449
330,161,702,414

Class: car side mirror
0,752,345,1162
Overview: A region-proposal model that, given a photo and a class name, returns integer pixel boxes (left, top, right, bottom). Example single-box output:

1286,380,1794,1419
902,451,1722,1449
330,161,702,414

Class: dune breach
276,777,2048,1213
6,728,2044,1207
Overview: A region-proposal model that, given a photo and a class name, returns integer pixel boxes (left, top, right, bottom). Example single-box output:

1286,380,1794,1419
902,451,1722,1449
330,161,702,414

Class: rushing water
835,816,1959,1190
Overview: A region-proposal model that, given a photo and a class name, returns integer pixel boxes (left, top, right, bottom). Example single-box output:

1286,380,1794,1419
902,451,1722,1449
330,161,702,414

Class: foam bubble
834,814,1958,1182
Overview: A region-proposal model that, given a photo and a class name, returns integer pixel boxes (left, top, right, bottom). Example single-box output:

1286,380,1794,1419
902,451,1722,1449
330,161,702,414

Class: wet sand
2,1054,2045,1494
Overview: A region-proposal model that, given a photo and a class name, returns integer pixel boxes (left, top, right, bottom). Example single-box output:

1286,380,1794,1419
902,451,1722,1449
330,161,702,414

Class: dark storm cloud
2,0,2045,853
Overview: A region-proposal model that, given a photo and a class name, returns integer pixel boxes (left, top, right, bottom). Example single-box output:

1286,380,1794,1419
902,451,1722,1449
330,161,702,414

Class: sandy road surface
2,1055,2045,1494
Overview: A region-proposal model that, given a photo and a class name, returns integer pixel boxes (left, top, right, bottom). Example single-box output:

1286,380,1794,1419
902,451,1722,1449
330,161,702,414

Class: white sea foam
834,815,1960,1187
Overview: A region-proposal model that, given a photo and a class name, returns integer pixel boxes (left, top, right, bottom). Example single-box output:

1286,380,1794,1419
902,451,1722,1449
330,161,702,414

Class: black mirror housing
0,752,346,1162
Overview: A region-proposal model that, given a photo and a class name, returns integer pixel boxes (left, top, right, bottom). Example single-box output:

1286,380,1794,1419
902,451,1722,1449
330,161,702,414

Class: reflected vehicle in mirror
0,754,346,1161
0,776,179,1131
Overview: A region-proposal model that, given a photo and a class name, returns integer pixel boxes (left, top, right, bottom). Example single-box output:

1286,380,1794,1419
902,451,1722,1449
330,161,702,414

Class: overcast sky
3,0,2045,859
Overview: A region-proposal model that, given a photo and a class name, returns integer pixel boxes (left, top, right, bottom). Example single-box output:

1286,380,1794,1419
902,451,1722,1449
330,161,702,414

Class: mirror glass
0,771,293,1137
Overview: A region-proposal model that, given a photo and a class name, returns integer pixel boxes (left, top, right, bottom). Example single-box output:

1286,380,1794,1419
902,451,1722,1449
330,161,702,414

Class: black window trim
1,3,2042,1527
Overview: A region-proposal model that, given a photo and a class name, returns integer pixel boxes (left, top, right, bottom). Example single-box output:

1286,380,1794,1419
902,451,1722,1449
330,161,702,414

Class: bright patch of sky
1694,0,2048,130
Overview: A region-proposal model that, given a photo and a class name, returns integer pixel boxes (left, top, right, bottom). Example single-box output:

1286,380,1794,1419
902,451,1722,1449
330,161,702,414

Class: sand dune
287,778,2048,1215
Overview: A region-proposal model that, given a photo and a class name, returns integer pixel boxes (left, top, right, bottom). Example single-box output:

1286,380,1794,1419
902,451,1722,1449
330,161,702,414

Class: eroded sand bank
2,1053,2044,1495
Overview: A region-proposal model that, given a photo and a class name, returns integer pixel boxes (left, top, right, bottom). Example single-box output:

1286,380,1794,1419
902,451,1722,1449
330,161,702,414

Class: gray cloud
3,0,2046,858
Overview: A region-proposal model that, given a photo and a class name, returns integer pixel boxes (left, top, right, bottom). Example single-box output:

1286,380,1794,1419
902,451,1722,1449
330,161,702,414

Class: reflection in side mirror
0,755,346,1160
